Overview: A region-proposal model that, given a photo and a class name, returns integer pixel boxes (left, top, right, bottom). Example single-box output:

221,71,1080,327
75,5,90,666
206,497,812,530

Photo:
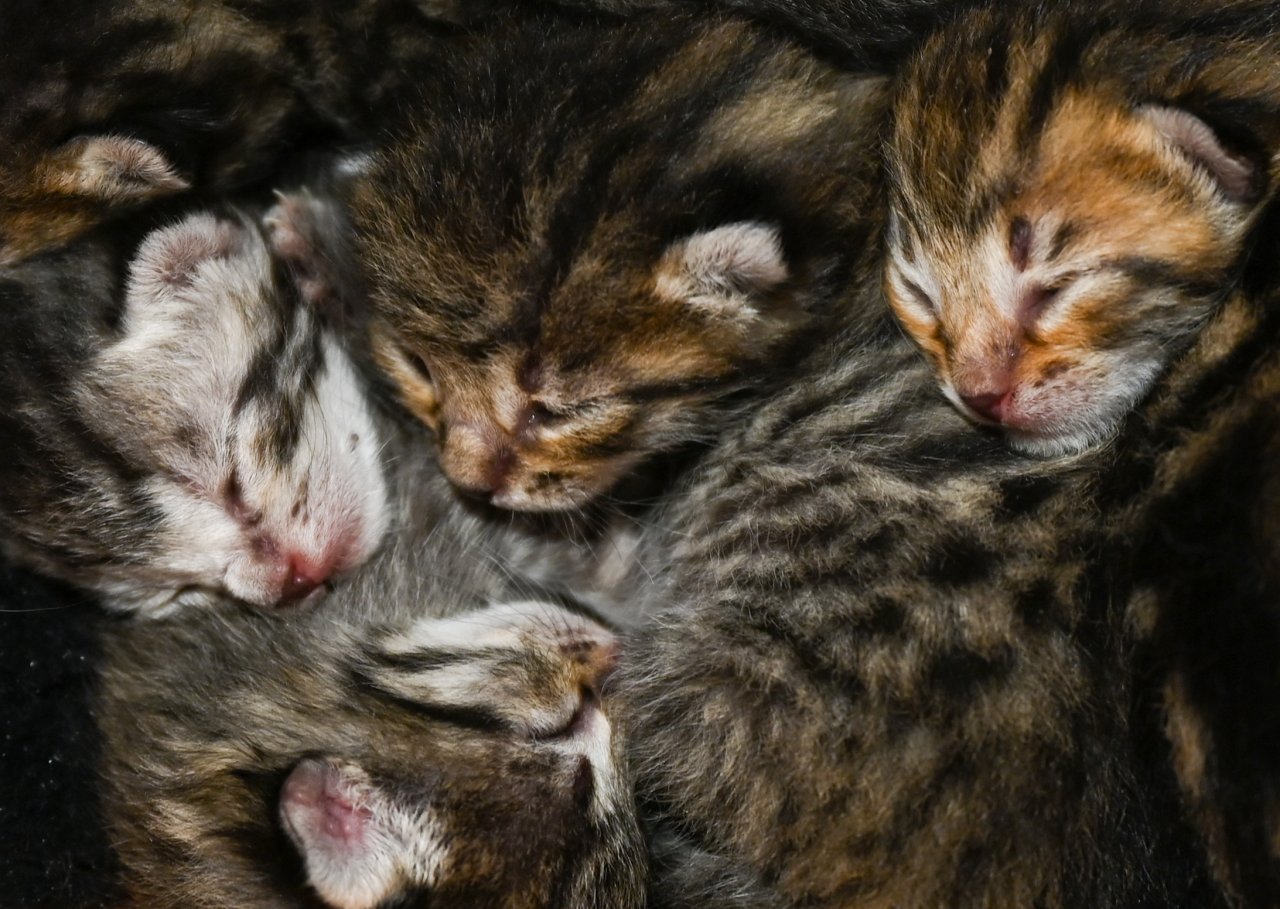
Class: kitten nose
960,390,1010,423
277,555,332,605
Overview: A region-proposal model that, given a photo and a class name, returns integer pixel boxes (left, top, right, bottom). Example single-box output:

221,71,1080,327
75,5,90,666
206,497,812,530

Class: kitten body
0,0,469,264
0,204,387,616
592,233,1280,907
97,416,646,909
353,9,888,511
884,0,1280,454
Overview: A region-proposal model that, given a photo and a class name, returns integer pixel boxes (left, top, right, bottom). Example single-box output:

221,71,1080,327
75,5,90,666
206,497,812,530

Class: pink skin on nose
277,552,335,605
960,390,1011,424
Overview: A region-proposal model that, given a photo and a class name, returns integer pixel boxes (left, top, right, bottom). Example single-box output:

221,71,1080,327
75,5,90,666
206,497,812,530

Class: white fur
87,210,388,614
655,221,788,319
280,759,448,909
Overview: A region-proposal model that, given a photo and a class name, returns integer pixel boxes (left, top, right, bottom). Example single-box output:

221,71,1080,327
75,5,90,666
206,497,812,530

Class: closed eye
403,349,434,386
900,276,937,314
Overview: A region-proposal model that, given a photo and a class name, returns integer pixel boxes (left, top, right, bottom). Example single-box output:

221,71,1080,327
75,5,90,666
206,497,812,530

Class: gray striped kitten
97,416,646,909
0,198,388,616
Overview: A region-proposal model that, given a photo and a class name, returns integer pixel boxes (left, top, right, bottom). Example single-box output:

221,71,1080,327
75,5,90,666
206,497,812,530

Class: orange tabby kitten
884,0,1279,455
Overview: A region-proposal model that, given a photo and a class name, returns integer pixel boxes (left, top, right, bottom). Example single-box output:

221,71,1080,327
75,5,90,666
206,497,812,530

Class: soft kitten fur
352,8,888,511
97,417,645,909
883,0,1280,454
0,201,387,616
590,217,1280,908
0,0,473,265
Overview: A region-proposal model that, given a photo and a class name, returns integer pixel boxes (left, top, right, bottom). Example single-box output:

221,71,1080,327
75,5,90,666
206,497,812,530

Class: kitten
352,8,889,511
0,199,387,616
883,0,1280,455
593,230,1280,907
0,0,475,265
97,419,646,909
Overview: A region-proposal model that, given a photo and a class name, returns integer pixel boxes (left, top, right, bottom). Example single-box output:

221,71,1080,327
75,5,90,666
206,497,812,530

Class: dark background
0,560,121,909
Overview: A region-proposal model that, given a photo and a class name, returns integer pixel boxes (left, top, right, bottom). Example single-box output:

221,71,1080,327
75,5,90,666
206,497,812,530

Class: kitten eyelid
404,349,434,385
898,275,938,314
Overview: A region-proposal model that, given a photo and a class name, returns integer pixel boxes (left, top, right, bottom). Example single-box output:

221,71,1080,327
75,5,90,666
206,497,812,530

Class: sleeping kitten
0,0,474,265
352,8,888,511
883,0,1280,454
97,419,645,909
0,200,387,616
585,205,1280,908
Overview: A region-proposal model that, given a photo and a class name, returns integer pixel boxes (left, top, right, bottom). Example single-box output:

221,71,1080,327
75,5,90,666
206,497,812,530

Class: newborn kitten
590,227,1280,907
0,201,387,616
883,0,1280,454
98,421,645,909
0,0,473,264
353,8,888,511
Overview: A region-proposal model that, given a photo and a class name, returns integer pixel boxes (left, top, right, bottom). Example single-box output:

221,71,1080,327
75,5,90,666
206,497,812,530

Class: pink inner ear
281,759,375,853
1139,104,1256,202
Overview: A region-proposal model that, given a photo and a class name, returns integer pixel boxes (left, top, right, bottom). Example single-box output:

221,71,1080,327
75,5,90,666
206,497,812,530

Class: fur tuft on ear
1139,104,1257,203
56,135,189,203
654,221,789,319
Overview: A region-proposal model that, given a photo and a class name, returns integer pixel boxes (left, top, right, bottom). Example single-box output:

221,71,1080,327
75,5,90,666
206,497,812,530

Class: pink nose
277,555,333,606
960,390,1010,423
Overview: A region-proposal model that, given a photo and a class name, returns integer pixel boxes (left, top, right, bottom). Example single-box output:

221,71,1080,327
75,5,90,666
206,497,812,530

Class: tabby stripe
367,646,506,674
350,671,507,733
1018,17,1093,153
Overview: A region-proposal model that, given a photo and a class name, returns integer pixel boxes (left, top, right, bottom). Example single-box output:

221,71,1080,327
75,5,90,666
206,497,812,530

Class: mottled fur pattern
885,0,1280,454
97,419,646,909
0,0,471,264
0,203,387,616
599,237,1280,908
353,9,887,511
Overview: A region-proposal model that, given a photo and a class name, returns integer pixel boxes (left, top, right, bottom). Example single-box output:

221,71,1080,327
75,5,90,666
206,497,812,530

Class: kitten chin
884,3,1279,455
351,9,888,512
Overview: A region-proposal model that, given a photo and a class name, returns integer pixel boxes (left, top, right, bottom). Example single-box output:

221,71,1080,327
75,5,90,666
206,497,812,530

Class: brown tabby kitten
353,8,888,511
884,0,1280,455
97,421,645,909
0,0,470,265
597,221,1280,908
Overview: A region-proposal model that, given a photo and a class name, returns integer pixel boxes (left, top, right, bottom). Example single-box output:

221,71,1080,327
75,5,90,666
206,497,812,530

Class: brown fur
353,9,887,511
0,0,468,264
884,0,1280,455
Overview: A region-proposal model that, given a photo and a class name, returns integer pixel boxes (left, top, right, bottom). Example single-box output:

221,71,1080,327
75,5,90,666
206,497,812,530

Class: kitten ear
264,189,346,309
654,221,790,322
1139,105,1257,203
51,135,189,203
280,758,440,909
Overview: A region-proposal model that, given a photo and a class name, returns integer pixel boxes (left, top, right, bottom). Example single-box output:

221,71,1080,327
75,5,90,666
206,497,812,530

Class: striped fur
885,0,1280,455
97,418,646,909
352,9,888,512
0,0,469,265
559,108,1280,909
0,200,387,616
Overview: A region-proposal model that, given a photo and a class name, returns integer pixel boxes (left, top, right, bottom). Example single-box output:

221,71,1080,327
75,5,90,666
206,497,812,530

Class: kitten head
885,10,1268,455
84,203,388,614
102,599,645,909
281,601,637,909
354,13,885,511
369,219,797,512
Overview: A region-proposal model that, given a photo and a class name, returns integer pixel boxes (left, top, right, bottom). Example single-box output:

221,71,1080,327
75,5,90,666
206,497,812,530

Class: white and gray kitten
0,200,388,616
